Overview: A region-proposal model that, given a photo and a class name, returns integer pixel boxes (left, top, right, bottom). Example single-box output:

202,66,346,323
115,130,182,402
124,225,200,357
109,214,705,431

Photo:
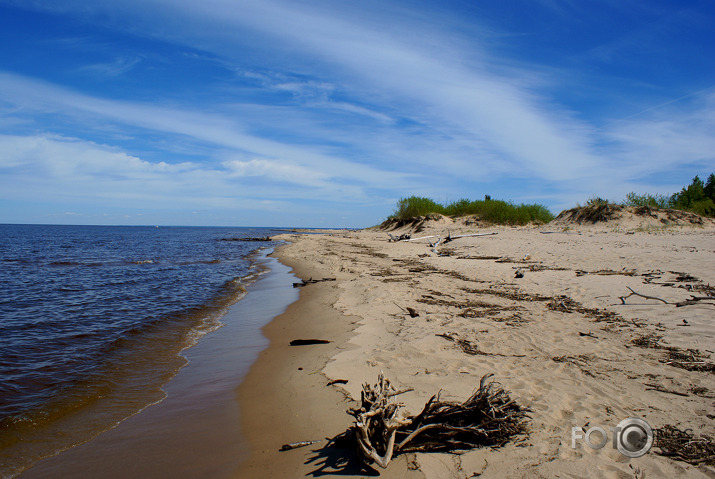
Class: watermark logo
572,417,654,458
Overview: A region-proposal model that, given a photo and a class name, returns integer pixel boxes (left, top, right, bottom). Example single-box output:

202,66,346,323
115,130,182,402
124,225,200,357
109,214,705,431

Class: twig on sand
644,383,689,397
279,440,322,451
619,287,669,305
289,339,331,346
675,295,715,307
619,287,715,307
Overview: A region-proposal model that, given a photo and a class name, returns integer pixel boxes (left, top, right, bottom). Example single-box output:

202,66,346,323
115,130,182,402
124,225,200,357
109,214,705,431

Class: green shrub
585,197,609,207
391,196,444,219
687,199,715,217
622,173,715,218
390,196,554,224
623,192,672,208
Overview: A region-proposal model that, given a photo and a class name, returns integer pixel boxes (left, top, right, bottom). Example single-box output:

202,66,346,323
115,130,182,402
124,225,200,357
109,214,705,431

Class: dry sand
236,215,715,478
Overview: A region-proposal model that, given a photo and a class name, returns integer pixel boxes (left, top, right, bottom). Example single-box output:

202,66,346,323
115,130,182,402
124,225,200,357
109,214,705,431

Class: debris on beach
279,439,322,451
629,334,715,373
327,379,349,386
388,233,412,242
346,373,528,469
655,425,715,466
293,277,336,287
289,339,331,346
393,302,420,317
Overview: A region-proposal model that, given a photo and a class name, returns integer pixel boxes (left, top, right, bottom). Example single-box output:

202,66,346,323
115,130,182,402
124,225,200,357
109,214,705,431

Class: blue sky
0,0,713,227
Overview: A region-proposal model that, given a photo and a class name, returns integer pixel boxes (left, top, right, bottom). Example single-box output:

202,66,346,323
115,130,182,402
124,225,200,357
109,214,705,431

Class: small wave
48,261,103,267
131,259,154,265
2,258,32,264
177,259,221,266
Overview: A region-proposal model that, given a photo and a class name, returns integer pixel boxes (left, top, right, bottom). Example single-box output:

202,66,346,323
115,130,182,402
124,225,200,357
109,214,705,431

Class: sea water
0,224,281,477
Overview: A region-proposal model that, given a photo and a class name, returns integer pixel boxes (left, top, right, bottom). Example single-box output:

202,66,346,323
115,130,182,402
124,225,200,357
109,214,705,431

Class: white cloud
222,158,327,185
0,134,204,202
78,56,143,77
0,71,410,194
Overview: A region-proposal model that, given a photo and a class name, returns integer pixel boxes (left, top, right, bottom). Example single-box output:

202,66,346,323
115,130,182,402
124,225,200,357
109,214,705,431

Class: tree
704,173,715,202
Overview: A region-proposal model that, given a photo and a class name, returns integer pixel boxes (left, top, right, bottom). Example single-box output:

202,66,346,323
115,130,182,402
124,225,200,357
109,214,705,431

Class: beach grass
390,196,555,225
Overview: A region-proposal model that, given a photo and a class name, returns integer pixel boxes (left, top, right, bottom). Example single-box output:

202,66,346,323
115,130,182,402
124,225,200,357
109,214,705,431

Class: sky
0,0,713,227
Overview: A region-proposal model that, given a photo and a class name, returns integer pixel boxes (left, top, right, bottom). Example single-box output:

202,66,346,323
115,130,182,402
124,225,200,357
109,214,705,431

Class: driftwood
279,439,321,451
388,233,412,242
348,373,528,469
448,232,498,240
349,374,413,468
619,287,714,307
619,287,669,305
675,295,715,307
644,383,690,397
327,379,349,386
406,235,440,242
289,339,331,346
390,232,498,255
293,277,336,288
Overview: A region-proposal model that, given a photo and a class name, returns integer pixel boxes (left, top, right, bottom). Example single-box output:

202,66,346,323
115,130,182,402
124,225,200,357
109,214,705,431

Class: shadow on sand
304,434,380,477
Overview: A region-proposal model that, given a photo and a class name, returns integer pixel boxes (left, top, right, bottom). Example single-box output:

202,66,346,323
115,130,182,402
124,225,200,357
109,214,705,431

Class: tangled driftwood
347,373,528,468
387,231,498,255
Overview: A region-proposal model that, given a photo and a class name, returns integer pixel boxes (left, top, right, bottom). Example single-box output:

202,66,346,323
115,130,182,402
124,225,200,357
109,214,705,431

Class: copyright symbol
615,418,653,458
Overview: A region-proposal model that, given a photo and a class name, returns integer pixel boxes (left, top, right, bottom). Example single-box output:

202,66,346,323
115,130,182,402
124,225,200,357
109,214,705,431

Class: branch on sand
619,287,715,307
347,373,529,469
388,231,498,255
619,287,669,305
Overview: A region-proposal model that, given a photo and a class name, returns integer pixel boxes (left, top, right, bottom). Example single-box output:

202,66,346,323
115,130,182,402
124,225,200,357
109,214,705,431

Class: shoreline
233,225,715,478
234,241,378,477
16,249,298,479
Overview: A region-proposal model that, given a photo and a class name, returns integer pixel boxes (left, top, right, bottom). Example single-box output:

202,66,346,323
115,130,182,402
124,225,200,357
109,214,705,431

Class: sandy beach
236,214,715,478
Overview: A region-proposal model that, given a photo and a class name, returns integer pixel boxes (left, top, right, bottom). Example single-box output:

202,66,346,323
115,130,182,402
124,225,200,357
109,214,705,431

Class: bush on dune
622,173,715,218
389,195,555,225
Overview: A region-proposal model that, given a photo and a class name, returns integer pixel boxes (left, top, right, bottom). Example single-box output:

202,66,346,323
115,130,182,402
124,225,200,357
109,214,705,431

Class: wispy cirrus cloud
78,56,143,77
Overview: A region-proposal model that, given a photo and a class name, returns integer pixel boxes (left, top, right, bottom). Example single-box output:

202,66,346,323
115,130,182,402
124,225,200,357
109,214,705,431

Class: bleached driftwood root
348,373,528,469
350,374,413,468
